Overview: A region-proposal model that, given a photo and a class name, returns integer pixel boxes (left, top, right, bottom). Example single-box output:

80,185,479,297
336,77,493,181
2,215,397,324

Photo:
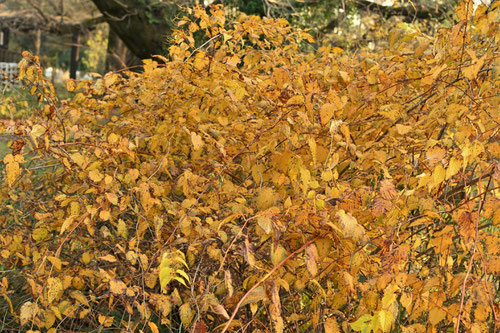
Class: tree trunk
34,28,41,56
70,31,80,79
90,0,180,60
105,27,141,72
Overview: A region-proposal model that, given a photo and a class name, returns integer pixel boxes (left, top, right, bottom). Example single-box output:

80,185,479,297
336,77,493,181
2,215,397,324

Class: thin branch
26,0,50,23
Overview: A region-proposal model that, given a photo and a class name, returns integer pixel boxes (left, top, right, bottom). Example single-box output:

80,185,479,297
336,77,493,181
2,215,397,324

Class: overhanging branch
320,0,450,34
0,12,106,35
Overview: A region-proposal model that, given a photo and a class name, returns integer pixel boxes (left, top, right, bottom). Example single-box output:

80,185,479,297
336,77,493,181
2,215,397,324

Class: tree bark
105,26,141,72
70,30,80,79
34,28,41,56
90,0,180,60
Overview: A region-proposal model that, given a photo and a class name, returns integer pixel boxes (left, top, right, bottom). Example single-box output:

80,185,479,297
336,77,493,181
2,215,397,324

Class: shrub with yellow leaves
0,1,498,332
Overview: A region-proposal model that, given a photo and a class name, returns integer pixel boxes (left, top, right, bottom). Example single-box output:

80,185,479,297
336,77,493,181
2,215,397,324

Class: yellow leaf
32,228,49,242
72,277,85,290
148,322,159,333
244,236,256,267
105,193,118,205
99,210,111,221
20,302,39,326
350,314,373,332
116,219,128,238
456,0,473,21
286,95,303,105
217,116,229,126
433,164,446,186
240,285,269,306
446,157,460,180
45,278,63,304
70,153,85,168
226,54,240,67
88,170,103,182
98,254,117,262
109,279,127,295
271,244,287,267
320,103,335,126
335,209,365,241
81,252,92,264
98,315,114,327
324,317,340,333
104,73,117,88
107,133,119,144
395,124,412,135
47,256,62,271
5,160,21,187
339,70,350,83
381,291,397,310
70,290,88,306
159,266,173,292
44,310,56,329
30,124,45,138
66,79,76,92
340,124,351,143
322,170,333,181
55,194,67,201
191,132,204,151
300,167,311,188
308,136,317,165
179,303,194,327
400,292,412,311
257,215,272,234
60,216,74,234
428,307,446,325
128,168,140,182
256,187,279,210
376,310,394,332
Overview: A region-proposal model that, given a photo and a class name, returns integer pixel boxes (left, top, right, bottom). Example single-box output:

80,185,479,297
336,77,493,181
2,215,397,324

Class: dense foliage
1,1,499,332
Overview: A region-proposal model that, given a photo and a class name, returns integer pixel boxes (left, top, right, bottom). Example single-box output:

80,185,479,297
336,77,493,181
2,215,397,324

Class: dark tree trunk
70,31,80,79
90,0,180,60
105,27,141,72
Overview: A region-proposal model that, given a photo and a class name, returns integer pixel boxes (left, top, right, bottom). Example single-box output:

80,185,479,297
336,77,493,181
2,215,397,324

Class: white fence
0,62,19,86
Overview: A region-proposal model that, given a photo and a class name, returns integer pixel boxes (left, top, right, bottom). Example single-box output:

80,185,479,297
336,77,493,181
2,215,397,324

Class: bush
0,2,498,332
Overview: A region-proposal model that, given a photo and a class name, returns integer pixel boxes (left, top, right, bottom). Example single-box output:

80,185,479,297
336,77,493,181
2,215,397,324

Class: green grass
0,134,11,162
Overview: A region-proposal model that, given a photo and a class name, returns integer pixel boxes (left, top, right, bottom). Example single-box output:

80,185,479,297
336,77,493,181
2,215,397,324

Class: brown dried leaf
324,316,340,333
336,209,365,241
212,304,230,319
372,197,393,217
109,279,127,295
380,179,397,200
243,236,256,267
305,243,319,277
225,270,234,297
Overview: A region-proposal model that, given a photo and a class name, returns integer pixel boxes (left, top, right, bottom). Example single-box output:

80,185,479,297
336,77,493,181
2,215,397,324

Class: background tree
0,0,105,77
89,0,470,65
89,0,194,61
